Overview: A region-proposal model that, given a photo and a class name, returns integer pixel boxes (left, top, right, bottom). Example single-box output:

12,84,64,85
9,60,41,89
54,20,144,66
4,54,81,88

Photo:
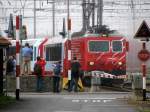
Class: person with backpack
69,57,81,92
34,56,43,92
53,61,61,93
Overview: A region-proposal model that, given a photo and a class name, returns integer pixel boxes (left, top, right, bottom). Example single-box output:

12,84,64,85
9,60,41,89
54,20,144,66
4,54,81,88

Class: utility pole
131,0,135,31
67,0,70,37
34,0,36,38
92,0,95,27
82,0,95,32
52,0,55,37
97,0,103,26
67,0,72,90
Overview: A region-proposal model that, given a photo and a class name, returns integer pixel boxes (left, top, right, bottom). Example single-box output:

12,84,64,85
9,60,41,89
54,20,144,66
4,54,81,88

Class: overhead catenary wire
1,0,150,37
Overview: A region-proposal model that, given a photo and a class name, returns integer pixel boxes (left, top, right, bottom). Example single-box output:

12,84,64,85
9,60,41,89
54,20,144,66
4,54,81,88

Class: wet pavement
0,92,140,112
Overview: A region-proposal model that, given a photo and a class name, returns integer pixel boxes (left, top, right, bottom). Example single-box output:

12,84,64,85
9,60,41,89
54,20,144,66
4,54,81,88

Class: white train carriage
9,38,48,72
43,37,67,73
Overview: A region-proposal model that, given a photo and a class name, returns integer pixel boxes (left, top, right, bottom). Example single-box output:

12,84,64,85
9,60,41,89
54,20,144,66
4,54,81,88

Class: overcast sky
0,0,150,39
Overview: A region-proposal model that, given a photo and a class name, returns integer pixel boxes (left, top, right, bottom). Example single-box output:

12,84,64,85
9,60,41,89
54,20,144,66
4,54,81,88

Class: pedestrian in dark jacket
6,56,14,75
53,61,61,93
69,57,81,92
34,56,43,92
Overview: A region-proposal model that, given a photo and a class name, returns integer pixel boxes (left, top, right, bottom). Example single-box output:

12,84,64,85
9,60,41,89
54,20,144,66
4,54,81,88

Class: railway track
100,85,132,92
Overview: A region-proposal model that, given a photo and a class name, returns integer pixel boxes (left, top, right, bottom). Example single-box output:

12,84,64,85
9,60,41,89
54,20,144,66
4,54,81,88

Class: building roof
0,36,11,46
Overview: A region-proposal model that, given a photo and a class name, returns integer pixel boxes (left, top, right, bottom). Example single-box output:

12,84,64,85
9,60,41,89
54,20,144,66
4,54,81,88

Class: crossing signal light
20,25,27,39
59,18,66,38
5,13,14,39
23,25,27,39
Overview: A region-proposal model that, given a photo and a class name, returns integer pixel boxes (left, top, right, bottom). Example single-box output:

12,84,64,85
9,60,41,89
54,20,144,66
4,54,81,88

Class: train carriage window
112,41,122,52
89,41,109,52
46,43,62,61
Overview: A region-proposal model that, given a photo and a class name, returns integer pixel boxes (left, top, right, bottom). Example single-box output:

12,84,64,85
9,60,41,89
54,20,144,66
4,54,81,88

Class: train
64,34,127,76
63,34,128,86
8,33,128,86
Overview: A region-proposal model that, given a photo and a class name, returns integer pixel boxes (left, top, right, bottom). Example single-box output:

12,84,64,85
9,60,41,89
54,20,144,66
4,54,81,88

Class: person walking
34,56,43,92
69,57,81,92
53,61,61,93
6,56,14,76
21,43,33,75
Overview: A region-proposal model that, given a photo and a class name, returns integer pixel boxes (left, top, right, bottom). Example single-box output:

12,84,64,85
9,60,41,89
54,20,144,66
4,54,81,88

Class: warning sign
138,49,150,62
134,20,150,39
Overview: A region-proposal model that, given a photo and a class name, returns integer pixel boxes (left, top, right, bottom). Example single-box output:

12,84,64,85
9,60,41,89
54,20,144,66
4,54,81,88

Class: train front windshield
89,41,109,52
112,41,122,52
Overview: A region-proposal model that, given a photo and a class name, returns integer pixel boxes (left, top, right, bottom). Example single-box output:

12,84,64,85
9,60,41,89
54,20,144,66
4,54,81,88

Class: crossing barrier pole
67,0,71,90
16,16,20,100
67,40,71,89
142,64,146,101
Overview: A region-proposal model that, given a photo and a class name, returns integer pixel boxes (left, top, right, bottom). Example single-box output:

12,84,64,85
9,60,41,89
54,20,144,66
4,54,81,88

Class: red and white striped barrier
91,72,127,79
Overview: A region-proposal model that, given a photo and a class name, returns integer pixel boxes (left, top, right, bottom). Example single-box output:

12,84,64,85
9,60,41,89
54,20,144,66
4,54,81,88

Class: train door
31,38,47,71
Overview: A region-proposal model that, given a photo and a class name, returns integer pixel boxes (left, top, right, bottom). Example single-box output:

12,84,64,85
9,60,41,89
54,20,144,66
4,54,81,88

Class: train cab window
46,43,62,61
89,41,109,52
112,41,122,52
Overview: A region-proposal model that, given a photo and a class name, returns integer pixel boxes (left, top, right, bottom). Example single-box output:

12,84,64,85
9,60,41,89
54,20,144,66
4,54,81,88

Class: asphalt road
0,92,139,112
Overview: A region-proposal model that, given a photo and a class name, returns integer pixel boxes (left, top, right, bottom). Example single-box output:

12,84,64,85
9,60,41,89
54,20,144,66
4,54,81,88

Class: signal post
134,20,150,101
138,43,149,101
67,0,72,90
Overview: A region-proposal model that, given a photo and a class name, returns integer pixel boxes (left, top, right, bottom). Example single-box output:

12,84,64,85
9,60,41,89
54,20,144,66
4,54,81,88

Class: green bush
0,95,15,108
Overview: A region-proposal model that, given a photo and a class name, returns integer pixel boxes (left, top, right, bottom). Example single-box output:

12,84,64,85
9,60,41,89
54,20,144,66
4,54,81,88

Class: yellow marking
62,77,68,89
62,77,84,91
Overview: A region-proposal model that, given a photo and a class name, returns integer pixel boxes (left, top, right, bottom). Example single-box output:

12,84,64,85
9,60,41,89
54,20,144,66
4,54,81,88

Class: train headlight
89,62,94,65
118,62,122,65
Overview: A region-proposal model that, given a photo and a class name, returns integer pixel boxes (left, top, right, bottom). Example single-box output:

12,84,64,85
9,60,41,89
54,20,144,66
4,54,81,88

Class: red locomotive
63,34,128,78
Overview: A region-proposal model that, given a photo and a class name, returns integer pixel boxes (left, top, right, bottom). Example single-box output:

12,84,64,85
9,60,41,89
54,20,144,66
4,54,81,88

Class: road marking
54,111,75,112
103,99,112,103
97,100,101,102
92,100,96,103
68,97,116,100
71,99,113,103
72,99,80,102
88,105,136,107
70,97,116,103
84,100,88,103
